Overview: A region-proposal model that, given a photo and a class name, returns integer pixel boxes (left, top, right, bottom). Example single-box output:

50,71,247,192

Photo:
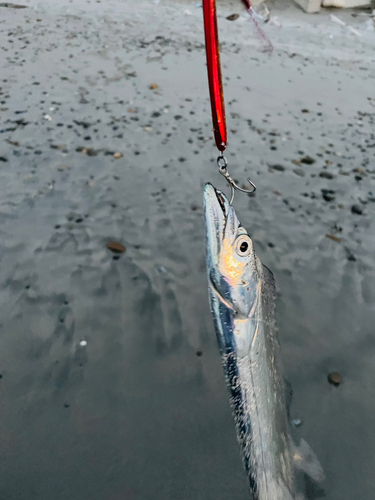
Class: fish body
204,183,322,500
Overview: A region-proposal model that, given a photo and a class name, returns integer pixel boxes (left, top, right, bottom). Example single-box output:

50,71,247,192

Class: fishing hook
217,153,256,205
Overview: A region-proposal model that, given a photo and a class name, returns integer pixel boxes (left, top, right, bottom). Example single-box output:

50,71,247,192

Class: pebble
270,164,285,172
321,189,335,202
351,204,363,215
319,172,334,179
291,418,303,427
79,340,87,347
113,152,124,159
326,234,341,243
347,251,356,262
328,372,342,386
0,3,28,8
78,147,98,156
149,83,158,90
226,13,239,20
293,168,305,177
106,241,126,253
301,156,315,165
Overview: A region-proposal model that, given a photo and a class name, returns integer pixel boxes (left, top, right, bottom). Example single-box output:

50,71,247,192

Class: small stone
106,241,126,253
291,418,303,427
319,172,334,179
354,167,365,175
326,234,341,243
328,372,342,386
301,109,309,113
293,168,305,177
79,340,87,347
44,114,52,121
301,156,315,165
292,159,301,166
351,205,363,215
347,252,356,262
113,152,124,159
58,164,69,171
270,164,285,172
226,13,239,20
321,189,335,202
149,83,158,90
196,350,203,357
80,147,98,157
0,3,28,7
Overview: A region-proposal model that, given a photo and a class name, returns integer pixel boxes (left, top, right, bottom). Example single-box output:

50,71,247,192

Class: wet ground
1,0,375,498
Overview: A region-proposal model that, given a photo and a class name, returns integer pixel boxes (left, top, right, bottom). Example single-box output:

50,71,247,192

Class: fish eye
235,235,252,257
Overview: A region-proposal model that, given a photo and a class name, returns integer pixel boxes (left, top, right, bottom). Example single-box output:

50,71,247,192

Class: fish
203,183,323,500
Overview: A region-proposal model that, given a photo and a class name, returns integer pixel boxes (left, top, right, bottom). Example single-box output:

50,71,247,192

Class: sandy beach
0,0,375,498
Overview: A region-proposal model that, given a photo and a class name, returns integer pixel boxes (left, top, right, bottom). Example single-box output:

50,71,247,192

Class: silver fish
204,183,323,500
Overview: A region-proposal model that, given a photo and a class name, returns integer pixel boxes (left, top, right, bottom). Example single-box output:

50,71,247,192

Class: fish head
204,183,260,318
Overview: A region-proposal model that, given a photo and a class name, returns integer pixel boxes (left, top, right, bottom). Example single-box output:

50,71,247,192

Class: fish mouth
203,183,246,316
204,183,233,310
203,183,237,258
204,183,228,266
204,181,240,266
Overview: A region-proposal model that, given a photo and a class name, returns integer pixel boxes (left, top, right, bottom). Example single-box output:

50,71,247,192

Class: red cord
202,0,227,152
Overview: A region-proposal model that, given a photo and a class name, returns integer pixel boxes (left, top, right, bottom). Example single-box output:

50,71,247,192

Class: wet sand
0,0,375,498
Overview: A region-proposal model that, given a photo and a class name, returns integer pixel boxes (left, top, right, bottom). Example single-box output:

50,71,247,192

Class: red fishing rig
202,0,272,202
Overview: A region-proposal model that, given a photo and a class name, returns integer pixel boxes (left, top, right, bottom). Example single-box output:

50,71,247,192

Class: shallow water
0,0,375,498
